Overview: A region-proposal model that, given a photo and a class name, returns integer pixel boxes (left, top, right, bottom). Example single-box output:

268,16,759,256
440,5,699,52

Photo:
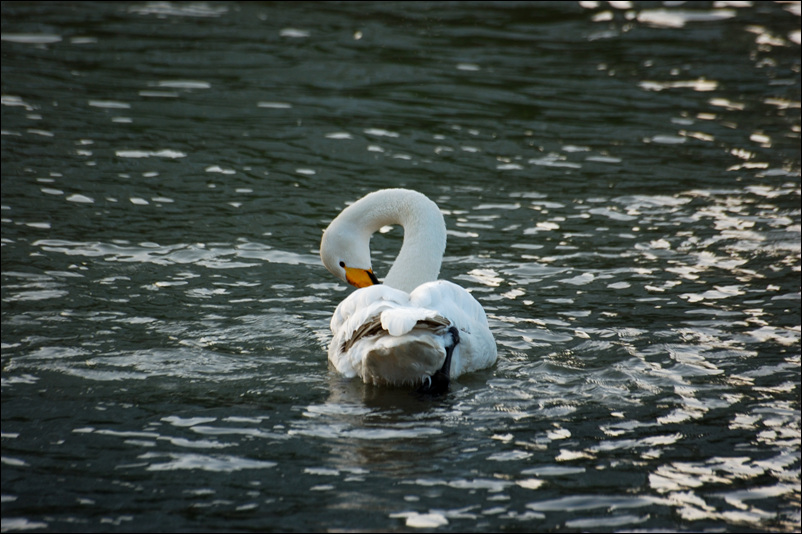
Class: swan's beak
344,266,380,288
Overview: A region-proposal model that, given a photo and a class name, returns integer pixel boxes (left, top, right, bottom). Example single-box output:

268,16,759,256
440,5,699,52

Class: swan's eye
339,261,345,268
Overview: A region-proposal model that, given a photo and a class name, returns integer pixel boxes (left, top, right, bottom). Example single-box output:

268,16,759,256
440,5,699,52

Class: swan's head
320,222,380,288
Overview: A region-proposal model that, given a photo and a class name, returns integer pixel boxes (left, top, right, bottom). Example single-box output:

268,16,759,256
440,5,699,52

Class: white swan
320,188,497,392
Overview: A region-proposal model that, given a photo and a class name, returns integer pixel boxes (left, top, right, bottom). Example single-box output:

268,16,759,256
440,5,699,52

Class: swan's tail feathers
346,315,452,387
363,332,443,386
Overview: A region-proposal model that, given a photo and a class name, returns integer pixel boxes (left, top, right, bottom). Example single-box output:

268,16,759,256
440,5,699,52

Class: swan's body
320,189,497,389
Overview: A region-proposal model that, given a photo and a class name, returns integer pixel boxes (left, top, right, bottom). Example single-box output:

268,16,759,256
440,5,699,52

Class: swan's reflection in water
292,373,456,472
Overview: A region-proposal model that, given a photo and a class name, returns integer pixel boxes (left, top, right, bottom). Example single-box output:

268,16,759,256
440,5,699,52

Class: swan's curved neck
349,189,446,293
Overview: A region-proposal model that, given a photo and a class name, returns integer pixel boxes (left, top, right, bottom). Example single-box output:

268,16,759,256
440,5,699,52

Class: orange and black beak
344,266,380,288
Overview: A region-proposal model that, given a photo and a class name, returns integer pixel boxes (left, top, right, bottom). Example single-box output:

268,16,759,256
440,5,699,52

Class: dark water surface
2,1,800,532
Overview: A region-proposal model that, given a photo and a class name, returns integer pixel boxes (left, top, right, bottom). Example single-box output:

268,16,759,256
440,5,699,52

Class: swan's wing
409,280,497,377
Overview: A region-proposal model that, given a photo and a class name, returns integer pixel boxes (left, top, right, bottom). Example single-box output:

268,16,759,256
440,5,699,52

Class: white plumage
320,189,497,390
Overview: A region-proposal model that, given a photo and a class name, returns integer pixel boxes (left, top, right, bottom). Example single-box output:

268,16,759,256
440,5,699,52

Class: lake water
1,1,800,532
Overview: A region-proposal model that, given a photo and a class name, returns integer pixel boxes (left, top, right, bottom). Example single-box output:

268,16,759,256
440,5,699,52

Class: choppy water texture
2,1,800,532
